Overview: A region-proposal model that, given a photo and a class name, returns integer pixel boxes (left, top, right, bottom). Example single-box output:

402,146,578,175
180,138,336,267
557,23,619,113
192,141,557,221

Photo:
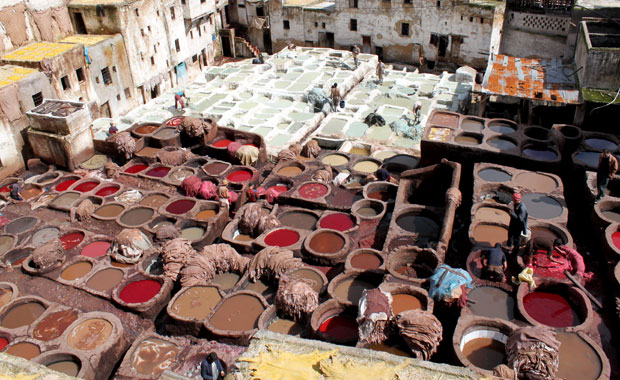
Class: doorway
150,84,159,100
362,35,371,53
101,102,111,118
438,35,449,58
326,32,334,48
73,12,87,34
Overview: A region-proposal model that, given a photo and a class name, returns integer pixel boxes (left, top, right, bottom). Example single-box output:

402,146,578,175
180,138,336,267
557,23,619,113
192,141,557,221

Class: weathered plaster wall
499,10,570,59
575,21,620,90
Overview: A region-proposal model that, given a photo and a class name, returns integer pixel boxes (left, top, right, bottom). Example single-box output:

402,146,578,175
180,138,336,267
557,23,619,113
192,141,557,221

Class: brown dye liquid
33,309,78,341
86,268,124,292
350,253,381,270
472,224,508,247
556,332,602,380
278,166,303,177
140,194,169,208
461,119,484,132
209,294,265,331
120,207,154,226
467,287,514,320
5,342,40,359
350,147,370,156
47,360,80,377
245,279,272,296
289,268,324,293
356,207,378,217
455,135,480,145
181,226,205,241
1,302,46,328
279,212,318,230
462,337,506,370
95,204,124,218
367,343,410,357
111,261,134,268
333,278,375,304
136,147,160,158
309,232,345,253
132,338,180,377
195,209,217,220
431,112,459,128
0,235,14,255
21,187,42,200
530,227,558,242
170,286,222,320
61,262,93,281
67,318,113,350
514,172,557,193
205,162,229,175
211,273,240,290
136,125,159,134
234,233,253,242
396,215,439,236
0,288,13,307
474,207,510,224
268,318,303,335
52,192,80,208
391,294,423,315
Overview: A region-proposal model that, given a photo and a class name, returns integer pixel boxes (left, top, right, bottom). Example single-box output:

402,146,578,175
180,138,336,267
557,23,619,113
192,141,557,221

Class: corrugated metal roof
482,54,581,104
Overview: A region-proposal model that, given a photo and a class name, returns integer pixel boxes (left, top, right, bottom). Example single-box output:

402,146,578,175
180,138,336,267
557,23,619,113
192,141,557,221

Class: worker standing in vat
218,179,230,206
352,45,360,68
376,60,385,84
10,183,23,201
330,83,341,112
201,352,226,380
508,193,528,255
108,122,118,135
174,91,187,110
481,243,507,281
595,149,618,203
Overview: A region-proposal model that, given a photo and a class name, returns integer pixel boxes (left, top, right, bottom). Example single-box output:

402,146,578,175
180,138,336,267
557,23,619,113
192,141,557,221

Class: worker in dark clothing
330,83,341,112
481,243,507,281
508,193,528,255
367,168,398,184
525,237,559,266
175,91,187,110
10,183,22,201
201,353,226,380
596,149,618,202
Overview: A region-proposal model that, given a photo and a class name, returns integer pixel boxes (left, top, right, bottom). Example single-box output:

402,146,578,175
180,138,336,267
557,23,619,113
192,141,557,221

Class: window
60,75,71,90
148,25,151,32
401,22,409,36
350,19,357,31
117,94,121,101
96,6,105,17
314,22,318,27
192,54,198,62
170,6,175,19
141,29,145,36
154,44,157,53
182,0,185,4
101,67,112,85
175,39,180,52
135,8,139,16
238,3,245,7
322,22,325,28
404,0,411,4
201,0,205,3
157,10,160,16
480,18,484,24
75,67,85,82
283,20,290,30
125,88,131,98
469,16,473,22
256,6,264,16
190,30,194,39
151,56,155,65
140,52,144,60
350,0,358,7
436,0,440,7
95,77,100,83
32,92,43,106
198,26,202,36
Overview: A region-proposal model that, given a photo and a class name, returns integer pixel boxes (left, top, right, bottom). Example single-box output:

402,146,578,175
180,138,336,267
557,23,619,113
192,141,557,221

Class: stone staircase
239,37,260,58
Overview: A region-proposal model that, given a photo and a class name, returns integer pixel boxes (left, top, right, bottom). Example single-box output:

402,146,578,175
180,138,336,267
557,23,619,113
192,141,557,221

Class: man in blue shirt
201,353,225,380
481,243,507,281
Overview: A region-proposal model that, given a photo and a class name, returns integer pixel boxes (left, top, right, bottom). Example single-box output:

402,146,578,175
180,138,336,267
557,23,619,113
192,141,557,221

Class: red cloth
556,245,587,279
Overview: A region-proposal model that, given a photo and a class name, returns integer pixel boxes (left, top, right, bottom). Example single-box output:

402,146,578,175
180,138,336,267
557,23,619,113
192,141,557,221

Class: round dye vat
601,208,620,223
514,172,557,193
55,179,77,191
0,287,13,308
356,207,378,217
227,169,252,182
67,318,113,350
145,167,170,178
309,231,345,253
5,217,37,235
154,128,177,139
353,160,379,173
612,231,620,251
32,309,78,341
73,181,98,192
268,318,303,335
167,117,183,126
86,268,124,292
278,166,303,177
472,224,508,247
488,121,516,134
51,192,80,208
60,232,84,250
144,256,164,275
209,293,265,331
391,294,422,315
211,273,240,290
80,241,111,258
487,137,517,150
350,253,382,270
47,360,80,376
135,124,159,134
181,226,205,240
468,286,514,320
119,207,154,227
474,207,510,224
61,262,93,281
333,278,375,304
264,229,299,247
140,194,169,208
234,232,253,242
319,213,354,231
4,342,40,359
367,189,395,202
318,315,358,341
522,193,563,220
1,302,46,328
574,151,599,168
119,280,161,304
166,199,195,214
523,148,558,161
530,226,562,243
170,286,222,320
132,338,180,377
124,164,148,174
204,162,229,175
461,334,507,371
289,268,324,293
0,235,14,255
195,209,217,220
21,186,42,200
396,214,439,236
585,138,618,151
279,211,318,230
95,186,119,197
212,139,233,148
94,204,124,218
455,134,482,145
0,337,7,350
556,332,602,380
430,112,459,128
321,154,349,166
462,118,484,132
523,291,580,327
298,183,328,199
31,227,59,246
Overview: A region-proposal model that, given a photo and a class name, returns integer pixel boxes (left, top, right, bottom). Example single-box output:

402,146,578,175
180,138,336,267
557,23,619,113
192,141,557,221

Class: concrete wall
269,0,504,69
575,20,620,90
499,10,570,59
182,0,217,20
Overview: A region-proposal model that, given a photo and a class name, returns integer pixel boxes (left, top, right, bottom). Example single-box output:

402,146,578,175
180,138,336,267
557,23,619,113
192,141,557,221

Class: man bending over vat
201,352,226,380
481,243,507,281
526,238,586,281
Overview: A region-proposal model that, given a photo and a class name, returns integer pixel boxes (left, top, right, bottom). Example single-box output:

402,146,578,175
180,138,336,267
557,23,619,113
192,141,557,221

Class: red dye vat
119,279,161,304
319,315,358,340
145,167,170,178
213,139,233,148
55,179,77,192
166,117,183,126
0,185,12,193
227,170,252,182
95,186,119,197
523,291,579,327
81,241,111,258
612,231,620,251
60,232,84,250
124,164,148,174
0,337,8,350
74,181,98,192
532,252,571,280
166,199,195,214
299,183,328,199
268,185,288,195
319,213,355,231
264,229,299,247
